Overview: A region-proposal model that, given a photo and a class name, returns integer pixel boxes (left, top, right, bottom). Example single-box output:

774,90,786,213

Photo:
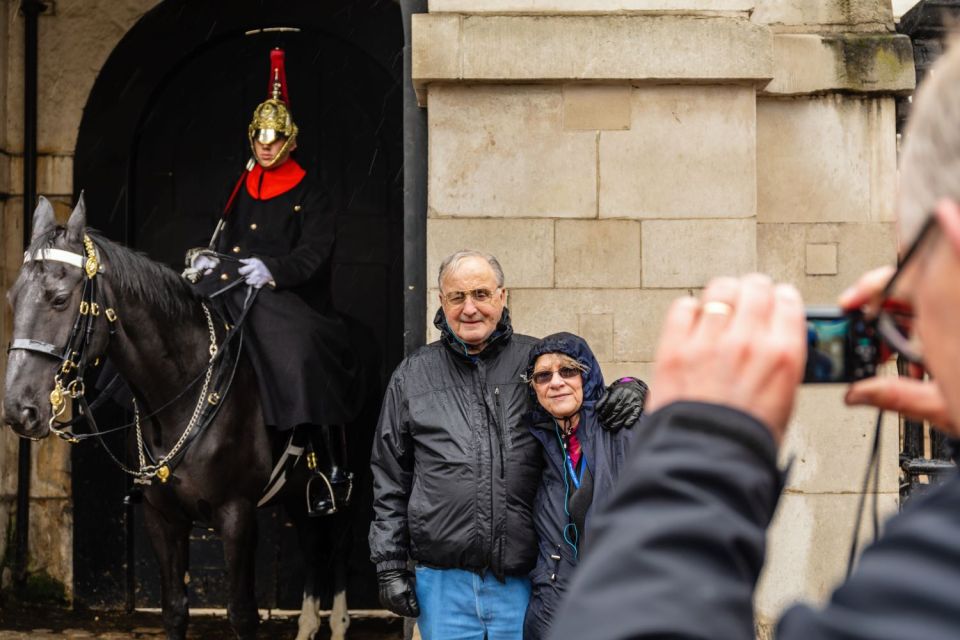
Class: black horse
3,195,359,640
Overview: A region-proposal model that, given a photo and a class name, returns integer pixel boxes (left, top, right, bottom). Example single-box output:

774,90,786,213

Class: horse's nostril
21,405,39,425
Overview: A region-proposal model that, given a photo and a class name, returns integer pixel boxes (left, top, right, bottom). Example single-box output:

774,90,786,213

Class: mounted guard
185,48,361,516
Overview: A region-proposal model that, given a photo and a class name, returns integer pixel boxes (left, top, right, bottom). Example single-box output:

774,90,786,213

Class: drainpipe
15,0,46,592
401,0,428,357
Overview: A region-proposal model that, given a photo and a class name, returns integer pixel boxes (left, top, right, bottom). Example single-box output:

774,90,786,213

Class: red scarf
245,158,306,200
567,426,582,469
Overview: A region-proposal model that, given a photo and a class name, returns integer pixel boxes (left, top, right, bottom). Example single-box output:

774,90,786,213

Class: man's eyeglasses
441,288,499,306
530,366,582,386
876,215,938,365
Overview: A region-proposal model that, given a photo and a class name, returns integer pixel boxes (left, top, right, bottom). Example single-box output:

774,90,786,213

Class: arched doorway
72,0,404,610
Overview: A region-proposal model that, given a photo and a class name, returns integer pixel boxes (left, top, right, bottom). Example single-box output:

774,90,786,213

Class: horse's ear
65,191,86,245
30,196,57,242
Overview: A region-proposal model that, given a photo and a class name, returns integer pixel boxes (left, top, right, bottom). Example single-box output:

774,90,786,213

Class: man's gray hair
438,250,506,289
899,38,960,244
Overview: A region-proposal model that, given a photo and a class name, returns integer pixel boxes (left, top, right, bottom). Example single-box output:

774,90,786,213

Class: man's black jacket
369,308,541,580
550,401,960,640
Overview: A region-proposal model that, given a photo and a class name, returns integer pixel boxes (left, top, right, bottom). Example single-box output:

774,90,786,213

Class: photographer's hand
647,274,806,444
840,266,956,435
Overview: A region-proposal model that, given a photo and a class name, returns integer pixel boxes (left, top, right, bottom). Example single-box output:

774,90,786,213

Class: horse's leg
143,501,191,640
220,500,260,640
329,546,351,640
290,505,323,640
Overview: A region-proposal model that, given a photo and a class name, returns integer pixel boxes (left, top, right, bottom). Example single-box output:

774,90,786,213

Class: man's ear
500,287,508,307
934,198,960,255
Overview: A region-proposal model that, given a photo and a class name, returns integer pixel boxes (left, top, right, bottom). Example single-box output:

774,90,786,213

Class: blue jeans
415,566,531,640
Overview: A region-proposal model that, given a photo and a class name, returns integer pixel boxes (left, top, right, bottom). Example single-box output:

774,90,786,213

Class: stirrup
306,471,353,517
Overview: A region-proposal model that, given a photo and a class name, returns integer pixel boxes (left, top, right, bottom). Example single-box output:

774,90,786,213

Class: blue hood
526,332,605,425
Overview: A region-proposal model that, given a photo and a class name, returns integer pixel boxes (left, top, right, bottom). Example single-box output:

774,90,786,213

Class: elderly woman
522,332,645,640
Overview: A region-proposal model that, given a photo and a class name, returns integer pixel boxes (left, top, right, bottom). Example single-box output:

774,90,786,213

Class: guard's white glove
191,254,220,275
238,257,274,289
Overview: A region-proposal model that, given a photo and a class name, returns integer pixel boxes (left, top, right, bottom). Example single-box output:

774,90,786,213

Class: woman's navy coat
523,332,637,640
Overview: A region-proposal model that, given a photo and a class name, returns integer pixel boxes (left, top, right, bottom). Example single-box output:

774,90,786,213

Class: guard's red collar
246,158,306,200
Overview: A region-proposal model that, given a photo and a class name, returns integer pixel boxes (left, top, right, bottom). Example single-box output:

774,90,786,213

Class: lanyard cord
554,422,584,558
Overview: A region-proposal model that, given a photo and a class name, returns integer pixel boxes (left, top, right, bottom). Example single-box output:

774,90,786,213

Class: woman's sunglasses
530,366,582,386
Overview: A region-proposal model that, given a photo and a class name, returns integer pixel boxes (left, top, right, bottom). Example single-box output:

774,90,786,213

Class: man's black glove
377,569,420,618
596,377,649,431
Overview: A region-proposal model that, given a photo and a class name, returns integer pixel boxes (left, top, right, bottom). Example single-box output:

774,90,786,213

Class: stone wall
0,0,158,598
414,0,912,632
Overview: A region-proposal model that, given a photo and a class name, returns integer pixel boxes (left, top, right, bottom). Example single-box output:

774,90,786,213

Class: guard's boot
306,424,353,517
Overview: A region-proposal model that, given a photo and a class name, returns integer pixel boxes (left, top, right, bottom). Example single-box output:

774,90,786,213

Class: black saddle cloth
215,285,365,431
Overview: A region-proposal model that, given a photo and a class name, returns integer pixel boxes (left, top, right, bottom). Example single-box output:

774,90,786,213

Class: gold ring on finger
702,301,733,316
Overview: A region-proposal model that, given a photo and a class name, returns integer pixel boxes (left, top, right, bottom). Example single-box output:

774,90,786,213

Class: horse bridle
8,235,118,440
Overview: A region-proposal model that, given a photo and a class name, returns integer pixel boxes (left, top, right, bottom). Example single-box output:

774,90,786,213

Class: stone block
642,219,756,288
427,218,555,288
429,0,755,12
756,492,898,621
597,361,655,385
578,313,614,362
0,151,10,195
555,219,641,288
779,384,899,494
5,0,149,152
563,85,631,131
428,85,598,218
26,497,73,599
8,154,74,197
600,85,756,219
752,0,894,31
414,15,773,91
29,437,72,499
757,96,896,224
805,242,838,275
412,13,461,87
462,16,772,82
508,288,682,361
764,34,914,96
758,222,896,304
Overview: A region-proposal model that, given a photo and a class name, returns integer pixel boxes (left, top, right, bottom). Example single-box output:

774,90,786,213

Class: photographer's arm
551,275,806,640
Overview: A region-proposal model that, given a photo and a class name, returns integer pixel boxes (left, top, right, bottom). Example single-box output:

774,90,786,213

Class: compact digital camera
803,306,881,384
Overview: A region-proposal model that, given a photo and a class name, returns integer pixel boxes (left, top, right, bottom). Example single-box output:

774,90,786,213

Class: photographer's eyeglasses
530,366,582,386
441,288,499,307
877,215,938,365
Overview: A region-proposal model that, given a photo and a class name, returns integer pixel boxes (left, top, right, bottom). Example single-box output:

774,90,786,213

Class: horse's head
3,194,109,439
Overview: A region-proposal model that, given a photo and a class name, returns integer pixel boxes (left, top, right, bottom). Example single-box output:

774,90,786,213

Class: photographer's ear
934,198,960,255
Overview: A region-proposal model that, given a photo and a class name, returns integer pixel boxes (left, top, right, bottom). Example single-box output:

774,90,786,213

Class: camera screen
805,317,849,383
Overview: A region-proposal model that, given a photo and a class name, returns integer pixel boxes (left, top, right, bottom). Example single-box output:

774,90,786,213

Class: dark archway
72,0,404,610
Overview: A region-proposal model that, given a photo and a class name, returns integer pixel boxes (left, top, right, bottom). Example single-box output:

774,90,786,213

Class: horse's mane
27,227,202,322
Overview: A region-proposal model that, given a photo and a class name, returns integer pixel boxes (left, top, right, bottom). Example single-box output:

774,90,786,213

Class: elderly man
369,250,644,639
550,39,960,640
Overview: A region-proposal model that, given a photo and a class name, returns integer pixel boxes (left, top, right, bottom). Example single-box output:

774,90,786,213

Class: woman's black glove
597,377,649,431
377,568,420,617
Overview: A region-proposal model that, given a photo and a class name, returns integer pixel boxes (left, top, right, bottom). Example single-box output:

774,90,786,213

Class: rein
9,235,254,484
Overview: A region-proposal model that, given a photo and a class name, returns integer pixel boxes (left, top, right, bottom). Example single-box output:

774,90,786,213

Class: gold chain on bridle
104,304,219,484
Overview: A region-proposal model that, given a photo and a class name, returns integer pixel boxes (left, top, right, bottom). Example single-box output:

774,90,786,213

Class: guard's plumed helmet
248,48,298,168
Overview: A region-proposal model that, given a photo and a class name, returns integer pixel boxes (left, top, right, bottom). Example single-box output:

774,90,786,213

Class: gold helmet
248,49,298,168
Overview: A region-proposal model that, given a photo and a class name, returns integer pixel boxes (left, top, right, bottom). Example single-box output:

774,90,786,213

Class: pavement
0,607,406,639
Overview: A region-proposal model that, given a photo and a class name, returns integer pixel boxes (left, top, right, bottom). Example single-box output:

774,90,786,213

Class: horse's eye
51,294,70,308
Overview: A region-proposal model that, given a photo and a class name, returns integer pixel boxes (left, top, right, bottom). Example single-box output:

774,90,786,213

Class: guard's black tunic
199,159,362,430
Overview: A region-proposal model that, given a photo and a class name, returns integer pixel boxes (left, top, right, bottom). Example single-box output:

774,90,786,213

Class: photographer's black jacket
550,401,960,640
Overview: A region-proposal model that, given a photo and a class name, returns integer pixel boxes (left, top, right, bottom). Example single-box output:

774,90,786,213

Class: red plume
268,48,291,106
